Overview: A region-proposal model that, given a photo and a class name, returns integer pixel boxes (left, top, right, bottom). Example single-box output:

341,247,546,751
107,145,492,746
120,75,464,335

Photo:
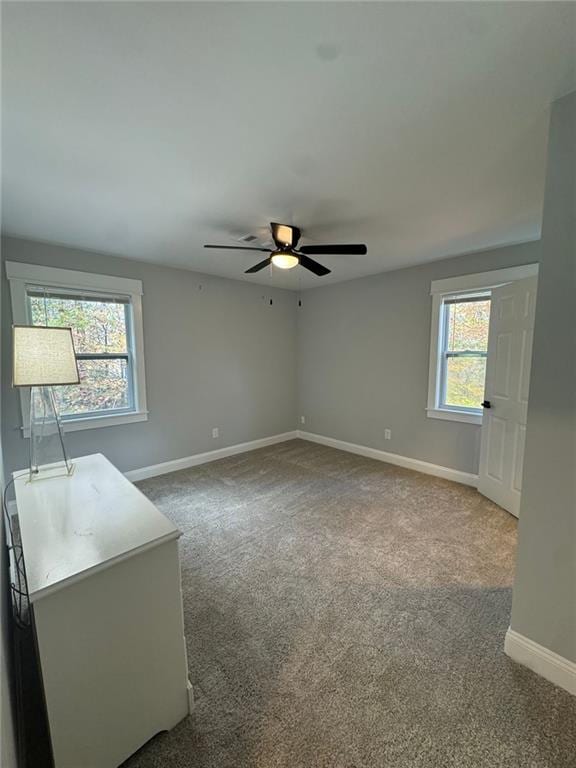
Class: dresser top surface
14,454,180,601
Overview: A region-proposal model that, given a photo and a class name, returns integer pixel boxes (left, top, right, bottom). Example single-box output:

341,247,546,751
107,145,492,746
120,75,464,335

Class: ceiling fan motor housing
271,223,301,249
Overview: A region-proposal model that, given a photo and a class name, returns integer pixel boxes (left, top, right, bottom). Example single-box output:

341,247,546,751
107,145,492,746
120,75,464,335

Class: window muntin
27,289,136,420
438,294,491,413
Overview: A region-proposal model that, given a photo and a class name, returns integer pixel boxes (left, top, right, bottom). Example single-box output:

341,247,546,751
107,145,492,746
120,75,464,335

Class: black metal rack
3,479,52,768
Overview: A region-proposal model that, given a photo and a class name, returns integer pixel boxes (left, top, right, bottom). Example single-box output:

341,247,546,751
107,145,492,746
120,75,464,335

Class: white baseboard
124,431,298,483
505,628,576,696
187,680,195,714
7,428,475,510
296,431,478,487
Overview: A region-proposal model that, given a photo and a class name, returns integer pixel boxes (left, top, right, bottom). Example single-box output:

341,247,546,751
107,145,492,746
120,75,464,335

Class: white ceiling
2,2,575,289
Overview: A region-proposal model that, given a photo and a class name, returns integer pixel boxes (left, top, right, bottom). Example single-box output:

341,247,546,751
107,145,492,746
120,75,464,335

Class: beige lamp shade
12,325,80,387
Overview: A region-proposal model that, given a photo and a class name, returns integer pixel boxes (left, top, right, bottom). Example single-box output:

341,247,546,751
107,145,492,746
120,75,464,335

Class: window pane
54,359,130,416
444,357,487,410
28,295,127,354
445,299,490,352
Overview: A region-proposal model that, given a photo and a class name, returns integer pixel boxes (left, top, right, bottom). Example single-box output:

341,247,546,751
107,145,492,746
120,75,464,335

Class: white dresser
14,453,193,768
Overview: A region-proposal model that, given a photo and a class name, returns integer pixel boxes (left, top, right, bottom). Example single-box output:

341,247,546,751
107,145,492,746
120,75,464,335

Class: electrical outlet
300,416,306,425
384,429,392,440
212,427,219,439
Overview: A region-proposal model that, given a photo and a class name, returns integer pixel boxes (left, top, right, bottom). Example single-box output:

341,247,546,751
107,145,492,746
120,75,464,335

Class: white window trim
426,264,539,425
6,261,148,435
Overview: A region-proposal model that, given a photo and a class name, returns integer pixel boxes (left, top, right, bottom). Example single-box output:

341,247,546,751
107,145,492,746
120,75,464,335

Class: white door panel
513,424,526,493
494,332,512,397
518,328,533,403
478,277,537,517
487,417,506,481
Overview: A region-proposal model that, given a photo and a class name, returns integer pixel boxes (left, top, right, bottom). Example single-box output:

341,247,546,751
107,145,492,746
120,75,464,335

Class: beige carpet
124,439,575,767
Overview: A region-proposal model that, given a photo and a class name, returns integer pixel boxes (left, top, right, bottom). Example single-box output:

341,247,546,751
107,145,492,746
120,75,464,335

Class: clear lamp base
28,386,74,483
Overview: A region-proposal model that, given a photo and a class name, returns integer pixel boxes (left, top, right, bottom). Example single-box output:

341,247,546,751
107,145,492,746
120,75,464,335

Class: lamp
12,325,80,482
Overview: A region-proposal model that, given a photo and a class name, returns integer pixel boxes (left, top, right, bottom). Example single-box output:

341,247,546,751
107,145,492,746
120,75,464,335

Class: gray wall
297,240,541,475
1,237,298,476
511,92,575,661
0,247,17,768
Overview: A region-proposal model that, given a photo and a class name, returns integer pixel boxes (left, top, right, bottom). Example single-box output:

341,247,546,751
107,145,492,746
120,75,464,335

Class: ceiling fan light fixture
271,252,299,269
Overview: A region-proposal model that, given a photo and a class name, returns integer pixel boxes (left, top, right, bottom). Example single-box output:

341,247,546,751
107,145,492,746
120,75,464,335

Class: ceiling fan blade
204,244,271,252
245,257,272,274
271,222,301,249
298,254,331,276
299,244,367,255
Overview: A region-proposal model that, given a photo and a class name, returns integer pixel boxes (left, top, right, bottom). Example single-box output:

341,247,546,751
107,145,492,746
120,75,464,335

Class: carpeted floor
124,439,576,768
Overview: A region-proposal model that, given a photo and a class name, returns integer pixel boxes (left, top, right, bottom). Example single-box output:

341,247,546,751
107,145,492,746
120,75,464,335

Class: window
427,265,539,425
28,290,134,419
439,295,490,412
7,262,147,433
439,294,490,413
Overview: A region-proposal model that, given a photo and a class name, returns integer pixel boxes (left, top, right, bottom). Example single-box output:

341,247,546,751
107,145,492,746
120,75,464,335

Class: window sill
426,407,482,425
22,410,149,437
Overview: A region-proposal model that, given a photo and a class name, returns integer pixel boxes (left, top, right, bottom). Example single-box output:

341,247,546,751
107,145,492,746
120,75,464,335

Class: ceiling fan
204,222,367,276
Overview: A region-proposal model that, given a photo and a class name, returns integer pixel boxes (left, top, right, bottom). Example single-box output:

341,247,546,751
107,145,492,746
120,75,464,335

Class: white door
478,276,537,517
